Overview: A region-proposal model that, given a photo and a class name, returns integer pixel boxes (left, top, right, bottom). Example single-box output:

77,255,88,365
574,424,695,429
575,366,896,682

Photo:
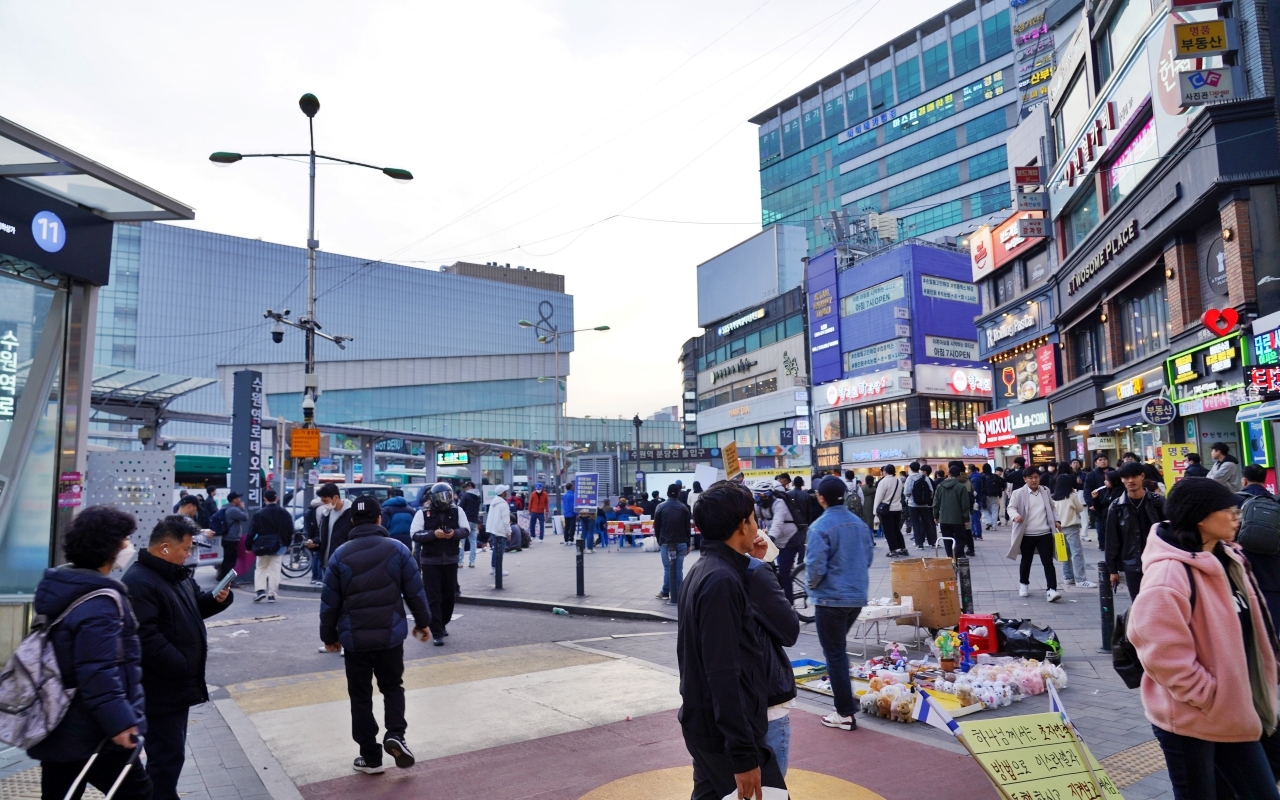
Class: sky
0,0,948,418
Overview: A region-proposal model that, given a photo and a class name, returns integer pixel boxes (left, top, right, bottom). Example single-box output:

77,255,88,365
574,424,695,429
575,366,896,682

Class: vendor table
848,604,923,657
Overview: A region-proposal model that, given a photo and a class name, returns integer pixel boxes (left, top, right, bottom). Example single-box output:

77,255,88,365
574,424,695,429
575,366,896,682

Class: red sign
1202,307,1239,336
970,225,995,282
1267,469,1278,497
1252,367,1280,394
975,409,1017,448
1014,166,1043,186
1035,344,1058,397
991,211,1047,269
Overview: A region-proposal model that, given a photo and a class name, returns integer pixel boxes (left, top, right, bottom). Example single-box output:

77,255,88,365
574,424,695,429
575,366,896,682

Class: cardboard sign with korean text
958,713,1122,799
722,441,741,480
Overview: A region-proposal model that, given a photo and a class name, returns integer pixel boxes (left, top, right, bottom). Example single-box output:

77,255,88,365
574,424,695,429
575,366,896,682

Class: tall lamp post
632,414,643,493
518,318,609,508
212,93,412,509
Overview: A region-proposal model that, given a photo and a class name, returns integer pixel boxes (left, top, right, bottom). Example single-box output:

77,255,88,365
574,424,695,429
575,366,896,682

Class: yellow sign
722,441,741,480
290,428,320,459
958,713,1122,799
1161,443,1195,486
1175,19,1230,57
1115,376,1143,401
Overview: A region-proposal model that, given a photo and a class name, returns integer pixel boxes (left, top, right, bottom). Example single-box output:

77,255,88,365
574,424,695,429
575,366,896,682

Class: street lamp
632,414,644,494
213,92,412,506
518,318,610,506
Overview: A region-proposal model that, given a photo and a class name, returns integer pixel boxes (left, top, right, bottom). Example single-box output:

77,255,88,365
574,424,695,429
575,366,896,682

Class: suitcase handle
65,735,145,800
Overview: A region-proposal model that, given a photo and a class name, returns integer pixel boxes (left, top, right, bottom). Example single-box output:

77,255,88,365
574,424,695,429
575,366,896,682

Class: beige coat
1005,485,1059,560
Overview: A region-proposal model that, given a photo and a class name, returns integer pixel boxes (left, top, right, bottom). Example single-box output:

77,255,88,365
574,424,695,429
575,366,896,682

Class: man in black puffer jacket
746,548,799,778
411,483,464,644
123,515,233,800
320,495,432,775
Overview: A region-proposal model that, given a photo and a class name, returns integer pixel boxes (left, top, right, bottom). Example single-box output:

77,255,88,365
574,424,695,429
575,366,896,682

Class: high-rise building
750,0,1030,254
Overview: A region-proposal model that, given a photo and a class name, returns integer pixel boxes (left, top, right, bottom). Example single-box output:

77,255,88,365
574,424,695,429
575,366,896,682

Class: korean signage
844,338,911,372
1174,19,1232,58
1009,399,1052,434
574,473,598,509
1035,344,1058,397
722,441,741,479
915,364,993,397
1014,166,1043,186
985,308,1039,349
291,427,320,459
821,370,911,409
924,335,979,361
627,448,714,461
1165,334,1244,403
0,329,17,419
1179,68,1238,105
1016,191,1046,211
231,370,264,510
712,357,758,384
970,225,995,282
1142,397,1178,426
717,307,765,337
841,276,905,316
1160,443,1197,485
838,109,898,142
807,254,842,385
437,450,470,466
992,211,1046,269
920,275,979,304
1066,219,1139,294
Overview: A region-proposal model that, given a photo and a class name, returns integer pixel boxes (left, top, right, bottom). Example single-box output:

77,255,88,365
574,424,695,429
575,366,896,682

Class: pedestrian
1237,464,1280,625
655,483,692,603
1183,452,1210,478
458,481,482,567
123,515,233,800
1128,477,1280,800
678,481,787,800
1007,469,1063,602
410,483,463,646
903,462,938,549
320,495,431,775
561,482,577,545
805,475,875,731
173,489,188,513
860,475,877,536
755,480,804,604
1208,442,1243,491
29,507,151,800
1105,461,1165,598
316,483,356,576
746,536,799,778
967,465,985,538
1052,471,1095,589
216,491,247,584
1084,453,1111,548
689,481,704,550
305,496,324,585
379,488,415,549
246,489,292,602
486,485,512,578
528,482,549,541
982,463,1003,532
873,465,907,557
198,483,218,529
932,464,973,557
1005,457,1027,496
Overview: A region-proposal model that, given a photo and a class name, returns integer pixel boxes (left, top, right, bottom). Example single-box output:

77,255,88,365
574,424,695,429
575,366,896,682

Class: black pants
815,605,862,718
1019,534,1057,590
1154,724,1280,800
908,506,937,547
215,539,238,581
143,709,188,800
776,538,805,605
563,514,576,544
881,510,906,552
42,749,152,800
1125,570,1143,600
686,740,786,800
344,645,406,764
421,563,458,638
940,523,973,557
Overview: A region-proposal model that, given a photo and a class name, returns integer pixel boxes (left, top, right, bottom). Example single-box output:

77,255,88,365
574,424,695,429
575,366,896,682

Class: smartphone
212,569,237,596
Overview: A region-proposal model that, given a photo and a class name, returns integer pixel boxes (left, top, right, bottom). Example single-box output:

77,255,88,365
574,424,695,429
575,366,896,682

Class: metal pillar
360,436,375,484
503,457,515,488
468,456,483,490
423,442,437,483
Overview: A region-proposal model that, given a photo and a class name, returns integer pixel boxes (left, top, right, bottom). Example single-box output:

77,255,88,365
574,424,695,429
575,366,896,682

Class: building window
1105,116,1157,210
846,82,869,126
929,400,983,431
870,70,895,112
982,10,1013,60
1052,68,1090,156
923,42,950,86
819,410,843,441
823,93,845,136
1071,322,1106,378
1063,189,1100,253
1099,0,1154,84
994,269,1017,307
1119,277,1169,363
844,400,909,437
964,107,1009,143
896,59,922,103
952,26,982,75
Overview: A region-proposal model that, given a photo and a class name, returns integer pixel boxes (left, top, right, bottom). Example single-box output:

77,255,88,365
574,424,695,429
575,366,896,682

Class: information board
958,713,1121,799
574,472,598,509
291,428,320,459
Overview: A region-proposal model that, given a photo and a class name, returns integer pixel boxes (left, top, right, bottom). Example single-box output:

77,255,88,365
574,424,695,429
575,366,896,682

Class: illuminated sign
970,225,994,281
823,370,911,408
975,411,1014,448
924,335,979,360
1254,328,1280,365
916,364,993,397
1250,368,1280,394
1173,353,1199,384
1067,219,1138,295
0,330,16,419
1116,377,1144,401
717,308,766,337
985,310,1038,348
437,451,471,466
1204,339,1237,373
712,357,758,384
728,405,751,417
1166,334,1246,402
811,287,833,319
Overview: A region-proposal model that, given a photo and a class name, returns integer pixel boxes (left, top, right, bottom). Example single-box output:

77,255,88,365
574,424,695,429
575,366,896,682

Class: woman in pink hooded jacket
1129,477,1280,799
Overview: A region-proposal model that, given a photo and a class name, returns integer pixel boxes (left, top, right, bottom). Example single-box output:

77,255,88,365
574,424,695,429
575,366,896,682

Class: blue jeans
1152,724,1280,800
1059,524,1086,584
310,544,324,582
815,605,862,718
660,543,688,601
529,512,545,540
458,521,478,566
764,715,791,778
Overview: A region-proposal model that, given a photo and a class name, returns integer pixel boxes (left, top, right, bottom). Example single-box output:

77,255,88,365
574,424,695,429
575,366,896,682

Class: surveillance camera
271,320,284,344
282,309,290,317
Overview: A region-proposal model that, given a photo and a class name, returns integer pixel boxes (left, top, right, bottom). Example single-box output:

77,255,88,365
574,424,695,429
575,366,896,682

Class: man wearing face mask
123,516,233,800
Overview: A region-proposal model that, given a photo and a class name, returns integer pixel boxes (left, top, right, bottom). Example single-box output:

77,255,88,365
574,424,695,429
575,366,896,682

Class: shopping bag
722,788,789,800
1054,532,1068,562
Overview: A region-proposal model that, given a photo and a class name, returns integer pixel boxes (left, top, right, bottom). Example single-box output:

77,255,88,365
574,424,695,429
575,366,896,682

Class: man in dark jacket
1105,461,1165,598
654,483,692,603
198,483,218,529
1238,464,1280,624
246,489,294,602
746,548,799,777
1182,452,1210,478
316,482,355,570
123,515,233,800
410,483,463,644
1083,453,1111,547
678,481,786,800
458,481,483,565
380,489,415,548
321,495,431,775
217,492,248,584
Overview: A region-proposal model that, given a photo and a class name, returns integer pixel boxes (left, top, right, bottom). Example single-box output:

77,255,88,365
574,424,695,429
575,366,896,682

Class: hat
351,494,382,523
226,491,241,502
493,484,509,496
1166,477,1239,533
817,475,846,505
535,482,543,490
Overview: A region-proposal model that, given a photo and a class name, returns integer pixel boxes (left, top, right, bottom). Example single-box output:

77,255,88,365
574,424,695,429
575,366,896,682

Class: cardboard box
890,558,959,629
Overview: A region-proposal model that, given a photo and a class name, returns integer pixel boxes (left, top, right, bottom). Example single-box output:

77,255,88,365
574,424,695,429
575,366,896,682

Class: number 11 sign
31,210,65,253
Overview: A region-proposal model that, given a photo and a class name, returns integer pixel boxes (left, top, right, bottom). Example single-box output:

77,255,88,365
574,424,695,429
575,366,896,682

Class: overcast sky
1,0,946,418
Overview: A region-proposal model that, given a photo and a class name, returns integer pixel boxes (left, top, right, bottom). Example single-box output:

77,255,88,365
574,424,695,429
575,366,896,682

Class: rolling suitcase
61,736,145,800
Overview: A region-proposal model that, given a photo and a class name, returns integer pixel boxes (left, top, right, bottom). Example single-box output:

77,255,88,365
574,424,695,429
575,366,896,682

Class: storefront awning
1090,400,1149,434
1237,401,1280,423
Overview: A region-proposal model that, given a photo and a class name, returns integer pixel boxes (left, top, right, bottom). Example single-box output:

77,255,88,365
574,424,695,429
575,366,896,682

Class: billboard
807,252,842,385
697,225,807,327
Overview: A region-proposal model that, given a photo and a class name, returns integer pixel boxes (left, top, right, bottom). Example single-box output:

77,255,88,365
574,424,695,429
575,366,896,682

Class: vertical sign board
231,370,264,511
806,253,842,385
574,473,598,509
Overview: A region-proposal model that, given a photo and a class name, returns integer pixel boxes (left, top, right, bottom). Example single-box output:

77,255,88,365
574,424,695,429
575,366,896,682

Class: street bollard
576,533,586,597
1097,560,1113,653
956,556,974,615
494,541,504,590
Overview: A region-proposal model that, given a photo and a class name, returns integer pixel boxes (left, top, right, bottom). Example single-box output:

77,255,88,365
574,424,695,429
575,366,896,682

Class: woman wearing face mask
1128,478,1280,799
27,506,153,800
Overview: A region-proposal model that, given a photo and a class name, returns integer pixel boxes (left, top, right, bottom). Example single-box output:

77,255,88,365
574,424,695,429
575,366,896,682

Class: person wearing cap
805,475,874,731
411,483,464,645
528,482,550,542
1128,478,1280,799
485,485,512,578
320,495,432,776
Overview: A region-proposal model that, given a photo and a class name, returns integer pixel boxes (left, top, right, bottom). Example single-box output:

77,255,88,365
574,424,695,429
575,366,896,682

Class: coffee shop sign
1067,219,1138,295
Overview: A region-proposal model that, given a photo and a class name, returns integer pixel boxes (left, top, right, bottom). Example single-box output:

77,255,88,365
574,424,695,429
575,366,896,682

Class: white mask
114,541,137,571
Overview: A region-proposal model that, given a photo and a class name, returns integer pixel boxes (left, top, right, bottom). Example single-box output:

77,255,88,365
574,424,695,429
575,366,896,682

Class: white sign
1179,68,1237,105
795,419,810,431
821,369,912,409
717,308,766,337
893,306,911,320
1016,191,1047,211
844,338,911,372
970,225,995,282
1017,217,1047,238
915,363,994,397
920,275,979,304
894,324,911,337
842,277,905,315
796,434,812,445
1087,436,1117,451
924,335,980,361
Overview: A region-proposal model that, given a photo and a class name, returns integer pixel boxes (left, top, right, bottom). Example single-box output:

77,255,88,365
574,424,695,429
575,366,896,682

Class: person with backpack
874,465,907,557
933,464,973,557
218,492,248,584
245,489,293,602
903,462,937,549
755,480,804,605
1106,462,1166,599
379,488,416,549
859,475,877,536
982,464,1004,531
458,481,483,566
1128,477,1280,800
198,483,219,530
23,506,152,800
967,465,985,541
1237,464,1280,624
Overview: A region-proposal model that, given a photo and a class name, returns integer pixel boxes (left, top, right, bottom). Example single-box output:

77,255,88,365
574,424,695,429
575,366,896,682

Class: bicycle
789,563,814,623
280,531,314,579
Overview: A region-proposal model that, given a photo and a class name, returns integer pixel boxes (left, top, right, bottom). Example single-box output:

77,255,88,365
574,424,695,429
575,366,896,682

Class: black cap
817,475,846,505
351,494,381,524
227,491,241,502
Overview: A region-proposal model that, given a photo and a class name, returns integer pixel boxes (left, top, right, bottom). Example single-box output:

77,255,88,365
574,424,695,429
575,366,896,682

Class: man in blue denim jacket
804,475,875,731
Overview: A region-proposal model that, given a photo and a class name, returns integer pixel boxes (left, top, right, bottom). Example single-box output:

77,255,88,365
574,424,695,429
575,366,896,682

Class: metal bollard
494,541,504,590
576,533,586,597
1097,560,1113,653
956,556,974,615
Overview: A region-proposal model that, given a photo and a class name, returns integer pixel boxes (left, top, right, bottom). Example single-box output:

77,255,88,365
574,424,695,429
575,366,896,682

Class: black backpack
911,475,933,506
770,490,806,531
988,475,1007,495
1236,492,1280,556
1113,563,1194,689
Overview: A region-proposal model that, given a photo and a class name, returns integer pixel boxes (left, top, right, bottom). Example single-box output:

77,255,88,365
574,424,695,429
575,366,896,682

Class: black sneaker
254,591,266,603
353,757,384,774
655,593,669,600
384,736,415,768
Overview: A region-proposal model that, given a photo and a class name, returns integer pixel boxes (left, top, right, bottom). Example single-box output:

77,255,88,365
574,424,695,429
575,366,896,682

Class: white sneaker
489,569,509,576
1018,583,1029,597
1074,580,1097,588
820,712,855,730
1046,588,1063,603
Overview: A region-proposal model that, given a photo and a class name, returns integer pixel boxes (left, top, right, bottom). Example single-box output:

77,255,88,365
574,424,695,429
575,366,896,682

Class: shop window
1023,249,1050,290
1052,68,1090,157
1071,323,1105,378
1063,190,1100,253
819,410,843,441
1105,116,1157,210
1098,0,1154,84
1119,277,1169,363
929,400,983,431
843,400,909,437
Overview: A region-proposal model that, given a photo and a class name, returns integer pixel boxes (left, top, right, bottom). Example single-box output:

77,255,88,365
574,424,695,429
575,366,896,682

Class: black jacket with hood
746,559,799,708
1104,490,1166,576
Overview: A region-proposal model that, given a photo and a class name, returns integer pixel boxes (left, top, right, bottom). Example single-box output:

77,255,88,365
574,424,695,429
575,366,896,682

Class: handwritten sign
722,441,741,480
959,713,1121,799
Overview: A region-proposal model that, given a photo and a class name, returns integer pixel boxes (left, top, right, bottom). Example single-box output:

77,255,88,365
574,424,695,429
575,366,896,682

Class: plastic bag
994,617,1062,663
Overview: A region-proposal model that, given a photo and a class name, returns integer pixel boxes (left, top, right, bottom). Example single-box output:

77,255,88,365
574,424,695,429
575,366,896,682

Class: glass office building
750,0,1033,254
92,223,679,462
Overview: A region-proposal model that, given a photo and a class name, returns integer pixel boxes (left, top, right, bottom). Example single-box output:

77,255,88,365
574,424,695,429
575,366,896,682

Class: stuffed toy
893,694,915,723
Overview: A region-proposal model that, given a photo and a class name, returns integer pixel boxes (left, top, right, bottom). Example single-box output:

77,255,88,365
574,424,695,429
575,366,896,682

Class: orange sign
991,210,1046,269
291,428,321,459
722,441,742,480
